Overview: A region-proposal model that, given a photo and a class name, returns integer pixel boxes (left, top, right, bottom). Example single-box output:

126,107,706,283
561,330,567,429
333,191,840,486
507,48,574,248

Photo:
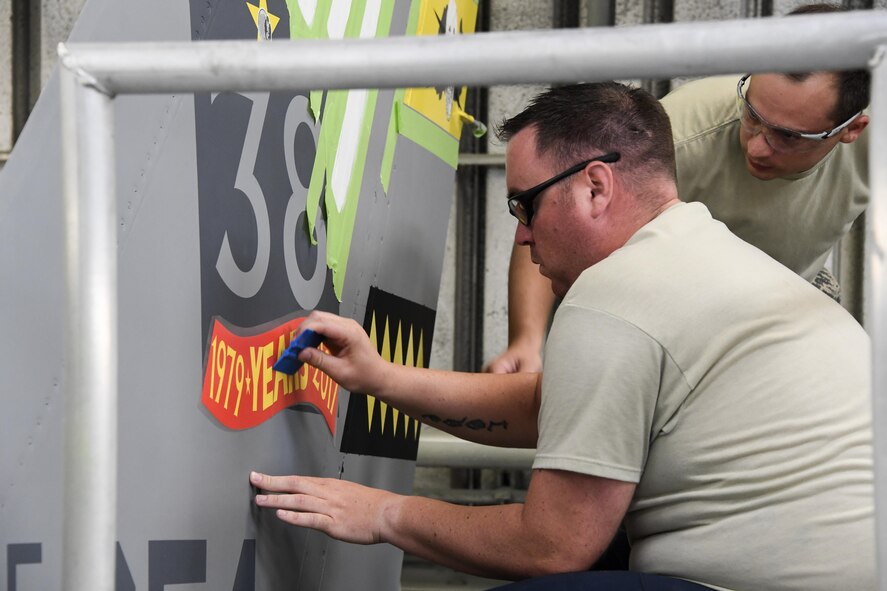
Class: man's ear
583,160,615,219
839,114,868,144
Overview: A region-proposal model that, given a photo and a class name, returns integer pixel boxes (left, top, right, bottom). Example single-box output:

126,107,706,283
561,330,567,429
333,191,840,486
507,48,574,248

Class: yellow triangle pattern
361,310,427,440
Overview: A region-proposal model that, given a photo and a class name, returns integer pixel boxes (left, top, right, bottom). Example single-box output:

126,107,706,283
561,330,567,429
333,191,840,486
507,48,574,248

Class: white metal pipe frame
57,10,887,590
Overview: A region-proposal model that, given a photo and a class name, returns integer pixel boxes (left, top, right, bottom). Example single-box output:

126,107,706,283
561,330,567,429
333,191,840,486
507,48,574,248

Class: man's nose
514,222,532,246
745,129,774,159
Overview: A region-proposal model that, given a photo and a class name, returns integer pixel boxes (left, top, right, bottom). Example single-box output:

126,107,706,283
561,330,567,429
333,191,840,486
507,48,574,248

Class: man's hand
251,471,400,545
483,340,544,374
295,311,388,394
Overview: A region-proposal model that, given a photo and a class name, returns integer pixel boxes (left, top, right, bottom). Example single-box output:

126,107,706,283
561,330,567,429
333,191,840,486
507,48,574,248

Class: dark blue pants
491,571,713,590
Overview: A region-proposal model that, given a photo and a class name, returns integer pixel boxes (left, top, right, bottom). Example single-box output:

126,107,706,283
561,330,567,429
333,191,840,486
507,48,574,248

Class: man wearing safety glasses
667,68,868,283
487,3,870,376
734,72,866,178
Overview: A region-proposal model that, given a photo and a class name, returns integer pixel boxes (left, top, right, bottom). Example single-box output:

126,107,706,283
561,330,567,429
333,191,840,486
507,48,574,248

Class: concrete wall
0,0,11,162
38,0,87,87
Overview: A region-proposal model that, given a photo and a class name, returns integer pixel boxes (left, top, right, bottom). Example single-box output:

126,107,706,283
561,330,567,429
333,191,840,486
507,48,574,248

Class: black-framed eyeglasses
507,152,621,226
736,74,861,153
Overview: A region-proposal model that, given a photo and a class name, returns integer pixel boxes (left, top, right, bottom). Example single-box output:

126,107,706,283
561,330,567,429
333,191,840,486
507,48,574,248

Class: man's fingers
299,347,344,376
484,355,516,374
275,509,334,533
256,492,329,515
486,361,510,374
250,471,328,495
300,311,360,346
250,471,293,492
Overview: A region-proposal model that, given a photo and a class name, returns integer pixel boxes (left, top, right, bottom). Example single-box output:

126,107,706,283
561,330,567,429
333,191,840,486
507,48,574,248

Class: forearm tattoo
421,414,508,432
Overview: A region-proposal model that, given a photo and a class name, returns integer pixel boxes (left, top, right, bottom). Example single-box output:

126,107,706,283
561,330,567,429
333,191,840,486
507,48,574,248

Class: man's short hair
787,3,870,123
497,82,677,192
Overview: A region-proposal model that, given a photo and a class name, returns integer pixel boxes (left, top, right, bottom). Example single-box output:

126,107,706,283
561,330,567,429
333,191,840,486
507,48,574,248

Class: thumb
300,347,347,380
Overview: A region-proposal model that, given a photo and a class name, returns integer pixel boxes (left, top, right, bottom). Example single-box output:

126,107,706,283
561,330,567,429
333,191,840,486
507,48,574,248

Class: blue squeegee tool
273,328,324,375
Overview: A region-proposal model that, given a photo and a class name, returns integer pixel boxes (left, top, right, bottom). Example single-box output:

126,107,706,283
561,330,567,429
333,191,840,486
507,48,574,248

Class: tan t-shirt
535,202,874,591
662,75,869,282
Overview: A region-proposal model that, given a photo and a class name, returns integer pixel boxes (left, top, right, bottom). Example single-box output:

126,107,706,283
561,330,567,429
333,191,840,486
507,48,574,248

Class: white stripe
330,1,381,212
327,0,352,40
331,89,368,213
361,0,382,38
297,0,317,28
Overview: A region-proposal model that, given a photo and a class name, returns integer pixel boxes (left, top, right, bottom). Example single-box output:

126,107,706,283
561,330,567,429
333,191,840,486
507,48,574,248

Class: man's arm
252,468,635,580
298,311,540,447
484,244,556,374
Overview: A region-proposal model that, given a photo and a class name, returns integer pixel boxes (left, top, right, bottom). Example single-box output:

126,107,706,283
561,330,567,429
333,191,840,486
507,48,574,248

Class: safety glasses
736,74,861,153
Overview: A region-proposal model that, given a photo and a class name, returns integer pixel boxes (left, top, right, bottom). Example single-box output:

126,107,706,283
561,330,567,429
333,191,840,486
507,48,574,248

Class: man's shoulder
662,75,739,145
567,204,723,309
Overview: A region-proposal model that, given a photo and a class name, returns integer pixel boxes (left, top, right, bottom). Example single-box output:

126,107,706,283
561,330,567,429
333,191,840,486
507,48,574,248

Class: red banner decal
201,318,339,433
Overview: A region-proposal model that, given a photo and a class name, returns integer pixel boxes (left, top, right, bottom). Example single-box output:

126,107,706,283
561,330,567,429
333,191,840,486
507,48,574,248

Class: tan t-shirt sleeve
534,303,683,483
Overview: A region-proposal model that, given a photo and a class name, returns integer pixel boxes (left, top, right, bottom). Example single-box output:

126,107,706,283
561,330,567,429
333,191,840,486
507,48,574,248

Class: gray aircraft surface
0,0,478,588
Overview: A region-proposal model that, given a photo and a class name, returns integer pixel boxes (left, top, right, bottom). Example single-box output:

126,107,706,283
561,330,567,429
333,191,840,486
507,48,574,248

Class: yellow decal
402,0,479,138
247,0,282,40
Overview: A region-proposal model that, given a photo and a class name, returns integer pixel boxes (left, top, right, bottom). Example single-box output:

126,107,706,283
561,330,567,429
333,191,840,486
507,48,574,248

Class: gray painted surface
0,0,455,588
429,197,456,371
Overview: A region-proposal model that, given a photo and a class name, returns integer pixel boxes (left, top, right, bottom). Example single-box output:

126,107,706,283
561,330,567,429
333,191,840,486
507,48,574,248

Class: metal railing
58,11,887,590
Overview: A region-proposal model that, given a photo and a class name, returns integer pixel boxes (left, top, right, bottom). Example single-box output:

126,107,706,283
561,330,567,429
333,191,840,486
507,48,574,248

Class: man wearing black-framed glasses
254,80,874,591
489,3,871,376
506,152,621,227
